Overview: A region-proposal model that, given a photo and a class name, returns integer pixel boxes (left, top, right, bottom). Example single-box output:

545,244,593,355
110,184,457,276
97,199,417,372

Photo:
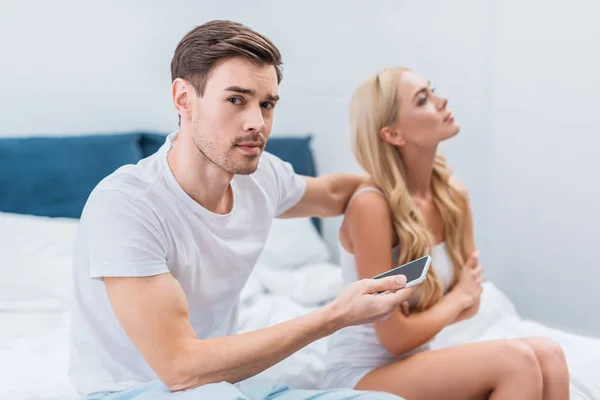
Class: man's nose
242,106,267,132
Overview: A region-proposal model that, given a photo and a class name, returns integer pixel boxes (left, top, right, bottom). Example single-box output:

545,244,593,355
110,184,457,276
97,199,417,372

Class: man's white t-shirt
68,132,307,396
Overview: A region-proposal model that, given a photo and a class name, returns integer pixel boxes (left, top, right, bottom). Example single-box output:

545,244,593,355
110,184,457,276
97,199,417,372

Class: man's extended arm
104,270,410,392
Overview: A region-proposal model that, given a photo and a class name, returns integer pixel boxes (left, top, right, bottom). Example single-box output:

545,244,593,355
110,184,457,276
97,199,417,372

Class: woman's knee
499,340,544,382
521,336,568,372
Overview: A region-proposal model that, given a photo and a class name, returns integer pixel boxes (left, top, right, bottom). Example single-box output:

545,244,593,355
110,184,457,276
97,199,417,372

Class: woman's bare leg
355,339,543,400
518,337,570,400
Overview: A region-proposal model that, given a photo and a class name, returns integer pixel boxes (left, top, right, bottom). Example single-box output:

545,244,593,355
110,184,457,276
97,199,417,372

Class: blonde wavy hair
350,67,468,311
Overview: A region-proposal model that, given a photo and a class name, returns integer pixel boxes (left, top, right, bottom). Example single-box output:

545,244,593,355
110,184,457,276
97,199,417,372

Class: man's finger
386,287,414,308
377,312,393,322
365,275,407,294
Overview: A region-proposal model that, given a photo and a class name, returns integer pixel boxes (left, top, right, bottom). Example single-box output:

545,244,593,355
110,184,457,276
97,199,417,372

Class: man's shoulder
96,154,164,198
82,155,166,220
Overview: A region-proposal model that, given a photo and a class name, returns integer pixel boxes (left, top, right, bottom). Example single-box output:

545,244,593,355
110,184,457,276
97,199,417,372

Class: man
69,20,412,400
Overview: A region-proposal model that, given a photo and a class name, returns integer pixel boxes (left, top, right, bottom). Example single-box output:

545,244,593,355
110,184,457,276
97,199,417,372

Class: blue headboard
0,132,321,233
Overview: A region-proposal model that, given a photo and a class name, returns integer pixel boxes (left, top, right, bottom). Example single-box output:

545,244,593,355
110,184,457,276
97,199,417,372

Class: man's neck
167,132,234,214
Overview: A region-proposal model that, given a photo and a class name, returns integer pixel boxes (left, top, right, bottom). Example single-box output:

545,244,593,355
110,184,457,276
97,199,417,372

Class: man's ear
172,78,192,123
379,126,406,147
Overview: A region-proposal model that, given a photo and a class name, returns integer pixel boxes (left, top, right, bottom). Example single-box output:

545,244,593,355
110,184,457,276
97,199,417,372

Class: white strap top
341,186,454,291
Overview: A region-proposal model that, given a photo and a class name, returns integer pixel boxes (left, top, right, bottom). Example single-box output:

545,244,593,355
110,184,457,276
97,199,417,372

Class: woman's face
387,70,460,148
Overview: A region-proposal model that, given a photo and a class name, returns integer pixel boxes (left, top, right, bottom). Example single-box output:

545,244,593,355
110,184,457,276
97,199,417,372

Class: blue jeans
85,380,403,400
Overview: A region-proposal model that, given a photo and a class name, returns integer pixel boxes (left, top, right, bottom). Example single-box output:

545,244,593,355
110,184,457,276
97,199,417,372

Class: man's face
189,57,279,175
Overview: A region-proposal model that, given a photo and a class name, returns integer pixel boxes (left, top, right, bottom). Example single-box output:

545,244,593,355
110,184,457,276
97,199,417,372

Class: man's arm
277,174,366,219
104,270,411,392
104,273,335,391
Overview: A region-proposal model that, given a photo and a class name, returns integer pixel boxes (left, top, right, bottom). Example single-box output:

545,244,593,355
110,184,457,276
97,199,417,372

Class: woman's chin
441,125,460,141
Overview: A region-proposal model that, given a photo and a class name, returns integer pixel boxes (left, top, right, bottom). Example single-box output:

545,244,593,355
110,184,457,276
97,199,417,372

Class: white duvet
237,266,600,400
1,212,599,399
432,282,600,400
1,269,600,399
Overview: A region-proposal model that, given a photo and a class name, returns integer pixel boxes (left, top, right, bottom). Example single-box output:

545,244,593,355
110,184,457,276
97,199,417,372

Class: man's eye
261,102,274,109
228,97,243,105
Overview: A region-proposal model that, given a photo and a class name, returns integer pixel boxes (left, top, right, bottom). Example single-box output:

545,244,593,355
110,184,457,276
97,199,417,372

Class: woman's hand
448,251,484,310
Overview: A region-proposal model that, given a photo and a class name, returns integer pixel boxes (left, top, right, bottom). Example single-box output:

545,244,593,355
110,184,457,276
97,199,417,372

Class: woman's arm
450,177,481,323
345,191,469,357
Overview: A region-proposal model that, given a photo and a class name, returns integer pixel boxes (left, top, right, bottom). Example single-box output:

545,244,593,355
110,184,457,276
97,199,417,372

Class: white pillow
0,212,79,311
256,217,330,270
0,213,329,310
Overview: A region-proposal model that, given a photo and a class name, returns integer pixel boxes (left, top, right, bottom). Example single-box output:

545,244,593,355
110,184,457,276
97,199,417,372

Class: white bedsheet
1,264,599,399
432,281,600,400
237,265,600,399
0,311,77,400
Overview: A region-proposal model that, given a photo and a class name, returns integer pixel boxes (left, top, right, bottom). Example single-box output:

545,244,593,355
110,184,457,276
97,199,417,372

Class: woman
321,67,570,400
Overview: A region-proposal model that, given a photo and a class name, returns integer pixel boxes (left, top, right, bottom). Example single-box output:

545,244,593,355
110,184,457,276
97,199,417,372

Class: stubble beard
192,132,261,176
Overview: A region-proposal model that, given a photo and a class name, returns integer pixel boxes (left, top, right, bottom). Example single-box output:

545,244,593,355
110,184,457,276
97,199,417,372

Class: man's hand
326,275,415,328
278,174,367,219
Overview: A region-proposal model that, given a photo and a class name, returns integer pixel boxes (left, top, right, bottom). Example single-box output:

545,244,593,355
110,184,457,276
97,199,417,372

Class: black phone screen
373,256,429,282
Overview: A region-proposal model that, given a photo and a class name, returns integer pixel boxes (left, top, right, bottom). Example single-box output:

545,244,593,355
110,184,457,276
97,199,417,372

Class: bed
1,133,599,399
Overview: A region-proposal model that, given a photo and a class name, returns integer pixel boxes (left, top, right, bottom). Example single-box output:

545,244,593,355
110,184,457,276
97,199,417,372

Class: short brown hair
171,20,283,96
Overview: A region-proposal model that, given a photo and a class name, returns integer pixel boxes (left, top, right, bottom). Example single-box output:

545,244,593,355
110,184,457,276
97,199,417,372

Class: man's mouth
236,143,262,156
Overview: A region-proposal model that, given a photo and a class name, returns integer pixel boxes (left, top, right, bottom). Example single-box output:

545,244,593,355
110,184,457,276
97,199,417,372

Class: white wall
1,1,598,335
489,0,600,336
0,0,493,259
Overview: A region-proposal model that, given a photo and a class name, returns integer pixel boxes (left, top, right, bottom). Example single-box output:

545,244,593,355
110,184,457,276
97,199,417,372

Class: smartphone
373,255,432,288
